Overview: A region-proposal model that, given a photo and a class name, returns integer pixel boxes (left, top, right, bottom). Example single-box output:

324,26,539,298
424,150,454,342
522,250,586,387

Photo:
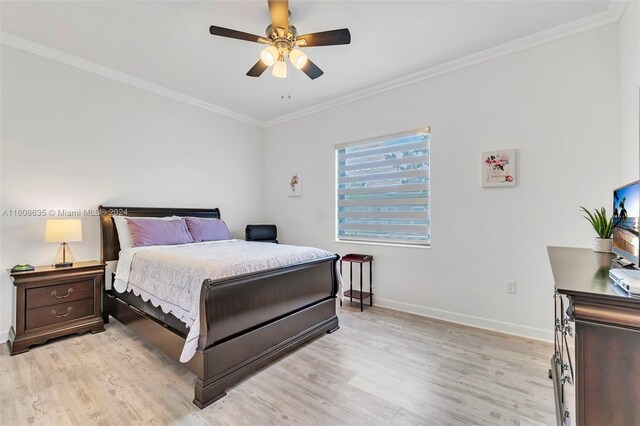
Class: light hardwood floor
0,304,555,425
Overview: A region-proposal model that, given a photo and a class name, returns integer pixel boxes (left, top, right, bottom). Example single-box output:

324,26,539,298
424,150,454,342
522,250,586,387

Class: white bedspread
113,240,343,362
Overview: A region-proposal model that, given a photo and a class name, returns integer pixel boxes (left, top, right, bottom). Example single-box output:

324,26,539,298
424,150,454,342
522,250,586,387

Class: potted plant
580,207,616,253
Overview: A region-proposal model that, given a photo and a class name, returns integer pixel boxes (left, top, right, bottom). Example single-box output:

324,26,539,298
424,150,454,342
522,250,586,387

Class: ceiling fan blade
268,0,289,35
301,59,324,80
246,60,268,77
296,29,351,47
209,26,268,44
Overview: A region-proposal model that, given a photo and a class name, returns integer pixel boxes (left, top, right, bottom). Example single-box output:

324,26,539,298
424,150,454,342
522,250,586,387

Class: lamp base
53,242,75,268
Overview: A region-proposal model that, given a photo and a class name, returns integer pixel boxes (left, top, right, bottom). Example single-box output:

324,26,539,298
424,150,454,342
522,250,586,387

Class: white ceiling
2,1,610,123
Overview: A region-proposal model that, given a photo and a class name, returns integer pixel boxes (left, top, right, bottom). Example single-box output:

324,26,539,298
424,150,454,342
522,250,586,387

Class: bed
99,206,340,408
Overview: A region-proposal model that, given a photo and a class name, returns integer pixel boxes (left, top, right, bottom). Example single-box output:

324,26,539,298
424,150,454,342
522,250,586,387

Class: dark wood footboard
194,256,339,407
99,206,340,408
199,257,339,347
195,300,338,407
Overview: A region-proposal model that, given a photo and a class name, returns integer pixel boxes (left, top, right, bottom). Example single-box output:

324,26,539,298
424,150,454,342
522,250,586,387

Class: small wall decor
481,149,516,187
288,172,303,196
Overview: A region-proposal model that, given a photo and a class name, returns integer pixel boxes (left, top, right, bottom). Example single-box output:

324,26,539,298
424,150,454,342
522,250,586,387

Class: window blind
336,128,430,245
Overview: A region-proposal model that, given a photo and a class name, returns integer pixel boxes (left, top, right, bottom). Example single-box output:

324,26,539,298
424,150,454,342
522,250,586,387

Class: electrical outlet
506,280,517,294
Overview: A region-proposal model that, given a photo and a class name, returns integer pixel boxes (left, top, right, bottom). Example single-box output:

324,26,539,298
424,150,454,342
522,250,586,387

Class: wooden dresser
548,247,640,426
8,261,105,355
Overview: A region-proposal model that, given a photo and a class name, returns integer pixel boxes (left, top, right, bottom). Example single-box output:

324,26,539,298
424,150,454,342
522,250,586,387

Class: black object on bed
99,206,339,408
245,224,278,243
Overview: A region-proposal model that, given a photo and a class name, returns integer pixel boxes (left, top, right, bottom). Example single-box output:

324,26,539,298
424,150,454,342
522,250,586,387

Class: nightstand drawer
26,279,94,309
25,298,94,330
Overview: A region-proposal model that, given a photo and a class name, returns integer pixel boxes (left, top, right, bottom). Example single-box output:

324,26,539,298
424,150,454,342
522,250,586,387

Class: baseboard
374,297,553,343
0,329,9,343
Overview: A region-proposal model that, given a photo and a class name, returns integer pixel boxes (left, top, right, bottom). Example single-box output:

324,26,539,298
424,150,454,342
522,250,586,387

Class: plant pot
593,237,613,253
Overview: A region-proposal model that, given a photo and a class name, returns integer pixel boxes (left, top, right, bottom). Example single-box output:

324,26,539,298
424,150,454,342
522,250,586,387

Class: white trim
0,1,627,129
335,239,430,249
0,32,263,128
0,330,8,343
263,1,627,127
610,0,630,21
374,297,554,343
334,127,429,149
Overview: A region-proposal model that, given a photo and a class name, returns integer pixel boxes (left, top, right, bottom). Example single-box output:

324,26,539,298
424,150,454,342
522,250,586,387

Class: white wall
619,1,640,182
262,25,621,340
0,46,264,338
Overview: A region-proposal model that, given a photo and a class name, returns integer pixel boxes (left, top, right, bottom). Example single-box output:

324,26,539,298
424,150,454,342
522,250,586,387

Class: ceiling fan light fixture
272,60,288,78
288,48,308,70
209,1,351,81
260,45,279,66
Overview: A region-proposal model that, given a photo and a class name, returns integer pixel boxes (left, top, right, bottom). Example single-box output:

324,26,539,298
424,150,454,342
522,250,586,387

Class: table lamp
45,219,82,268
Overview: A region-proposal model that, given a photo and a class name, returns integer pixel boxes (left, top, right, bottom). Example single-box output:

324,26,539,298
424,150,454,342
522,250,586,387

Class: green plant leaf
580,206,597,230
580,206,614,238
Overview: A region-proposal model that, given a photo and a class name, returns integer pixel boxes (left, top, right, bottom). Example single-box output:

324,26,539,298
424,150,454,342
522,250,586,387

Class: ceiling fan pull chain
280,72,292,100
287,67,292,100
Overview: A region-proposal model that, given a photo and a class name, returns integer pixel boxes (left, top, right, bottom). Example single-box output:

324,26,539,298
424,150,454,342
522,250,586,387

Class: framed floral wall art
481,149,516,187
288,172,303,196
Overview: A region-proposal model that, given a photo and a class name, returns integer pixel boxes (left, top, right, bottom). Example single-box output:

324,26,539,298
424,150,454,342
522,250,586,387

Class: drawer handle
51,307,73,318
51,288,73,299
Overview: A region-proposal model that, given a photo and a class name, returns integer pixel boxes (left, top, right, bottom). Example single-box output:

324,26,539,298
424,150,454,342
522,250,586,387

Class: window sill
335,239,431,249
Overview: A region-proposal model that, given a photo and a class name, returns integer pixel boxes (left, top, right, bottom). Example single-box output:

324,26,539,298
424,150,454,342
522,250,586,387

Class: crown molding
262,1,628,128
1,1,629,129
0,32,263,128
609,0,630,21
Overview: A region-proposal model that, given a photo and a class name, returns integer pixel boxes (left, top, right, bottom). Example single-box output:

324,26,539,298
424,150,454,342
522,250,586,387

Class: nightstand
8,261,105,355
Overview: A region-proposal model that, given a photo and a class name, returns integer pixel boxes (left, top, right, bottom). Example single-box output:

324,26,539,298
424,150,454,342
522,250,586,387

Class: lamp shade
288,49,308,70
260,46,279,67
272,60,287,78
45,219,83,243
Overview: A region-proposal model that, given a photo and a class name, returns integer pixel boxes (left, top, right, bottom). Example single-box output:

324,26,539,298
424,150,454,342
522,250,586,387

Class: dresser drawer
25,298,94,330
26,279,94,309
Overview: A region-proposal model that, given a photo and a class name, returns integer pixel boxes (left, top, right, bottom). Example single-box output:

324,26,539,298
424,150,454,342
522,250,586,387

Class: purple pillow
185,217,232,242
125,217,194,247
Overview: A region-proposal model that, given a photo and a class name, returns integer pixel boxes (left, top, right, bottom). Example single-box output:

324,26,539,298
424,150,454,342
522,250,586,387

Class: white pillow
113,215,180,250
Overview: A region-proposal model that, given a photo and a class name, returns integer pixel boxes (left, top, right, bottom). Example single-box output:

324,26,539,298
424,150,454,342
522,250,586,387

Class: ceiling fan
209,0,351,80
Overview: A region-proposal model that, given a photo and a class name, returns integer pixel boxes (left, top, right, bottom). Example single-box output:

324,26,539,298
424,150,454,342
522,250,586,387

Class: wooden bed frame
99,206,340,408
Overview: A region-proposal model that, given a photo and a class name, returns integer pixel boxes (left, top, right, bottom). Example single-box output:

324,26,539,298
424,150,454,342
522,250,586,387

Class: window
336,128,430,246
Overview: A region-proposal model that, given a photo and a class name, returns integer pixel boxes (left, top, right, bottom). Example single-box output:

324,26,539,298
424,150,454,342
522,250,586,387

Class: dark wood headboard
99,205,221,262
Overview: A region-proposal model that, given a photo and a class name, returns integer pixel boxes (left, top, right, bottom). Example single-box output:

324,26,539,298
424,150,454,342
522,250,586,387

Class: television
613,180,640,267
